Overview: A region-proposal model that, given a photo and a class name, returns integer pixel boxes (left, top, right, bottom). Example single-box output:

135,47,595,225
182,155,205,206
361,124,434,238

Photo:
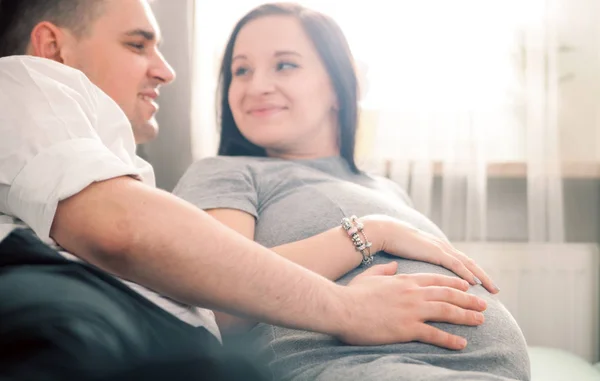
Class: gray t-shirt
173,156,530,381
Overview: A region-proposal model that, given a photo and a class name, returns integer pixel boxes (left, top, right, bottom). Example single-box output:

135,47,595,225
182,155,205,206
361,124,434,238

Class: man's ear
28,21,68,63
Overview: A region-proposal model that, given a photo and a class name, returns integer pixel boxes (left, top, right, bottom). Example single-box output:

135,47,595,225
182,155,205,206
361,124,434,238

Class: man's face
61,0,175,144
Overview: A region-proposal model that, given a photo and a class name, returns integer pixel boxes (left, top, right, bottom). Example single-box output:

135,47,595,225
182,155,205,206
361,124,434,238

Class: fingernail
478,299,487,309
493,284,500,292
458,338,467,348
473,276,482,285
476,312,485,323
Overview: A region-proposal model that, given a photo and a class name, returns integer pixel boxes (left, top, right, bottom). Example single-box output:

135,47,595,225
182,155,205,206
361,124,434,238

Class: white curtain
192,0,566,243
523,0,565,242
360,0,565,242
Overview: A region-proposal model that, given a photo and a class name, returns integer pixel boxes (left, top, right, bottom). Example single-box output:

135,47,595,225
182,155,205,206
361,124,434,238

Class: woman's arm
208,209,496,333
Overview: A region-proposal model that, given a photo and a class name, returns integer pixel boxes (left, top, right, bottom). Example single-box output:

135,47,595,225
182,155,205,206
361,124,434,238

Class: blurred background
143,0,600,371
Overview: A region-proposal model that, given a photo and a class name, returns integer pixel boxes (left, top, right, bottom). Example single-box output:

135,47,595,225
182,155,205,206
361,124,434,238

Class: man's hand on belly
335,262,487,350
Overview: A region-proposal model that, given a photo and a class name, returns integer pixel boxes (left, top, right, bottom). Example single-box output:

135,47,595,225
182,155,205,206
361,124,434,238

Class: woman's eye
233,67,249,76
276,62,298,71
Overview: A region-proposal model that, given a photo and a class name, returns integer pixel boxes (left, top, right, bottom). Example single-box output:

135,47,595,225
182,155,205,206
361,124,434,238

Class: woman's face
228,15,340,159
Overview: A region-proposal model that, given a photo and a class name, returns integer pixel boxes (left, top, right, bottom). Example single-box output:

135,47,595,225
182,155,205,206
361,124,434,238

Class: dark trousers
0,229,267,381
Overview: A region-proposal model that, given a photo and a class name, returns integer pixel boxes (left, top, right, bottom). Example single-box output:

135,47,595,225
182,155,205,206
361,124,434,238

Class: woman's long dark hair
216,2,360,172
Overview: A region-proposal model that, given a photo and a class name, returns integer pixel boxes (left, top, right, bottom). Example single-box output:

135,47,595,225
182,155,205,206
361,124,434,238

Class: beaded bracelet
341,216,374,266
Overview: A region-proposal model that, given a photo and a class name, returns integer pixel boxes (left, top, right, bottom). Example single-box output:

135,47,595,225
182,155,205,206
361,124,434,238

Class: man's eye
128,43,145,50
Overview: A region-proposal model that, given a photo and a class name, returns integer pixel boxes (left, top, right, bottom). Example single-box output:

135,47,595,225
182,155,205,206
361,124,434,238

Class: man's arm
51,176,349,333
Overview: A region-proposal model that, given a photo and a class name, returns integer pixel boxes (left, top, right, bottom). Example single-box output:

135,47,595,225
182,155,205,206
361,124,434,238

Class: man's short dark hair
0,0,105,57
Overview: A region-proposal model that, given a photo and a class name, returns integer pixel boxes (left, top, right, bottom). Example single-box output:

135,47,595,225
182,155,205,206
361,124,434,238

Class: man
0,0,487,379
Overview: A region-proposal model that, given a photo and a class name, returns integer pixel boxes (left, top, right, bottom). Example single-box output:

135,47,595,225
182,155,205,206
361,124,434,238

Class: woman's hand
362,215,499,294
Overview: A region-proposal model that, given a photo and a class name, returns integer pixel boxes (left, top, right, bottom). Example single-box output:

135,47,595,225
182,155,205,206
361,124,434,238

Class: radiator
453,242,600,363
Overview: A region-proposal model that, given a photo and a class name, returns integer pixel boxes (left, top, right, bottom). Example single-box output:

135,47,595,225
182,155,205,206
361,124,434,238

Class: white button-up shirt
0,55,220,340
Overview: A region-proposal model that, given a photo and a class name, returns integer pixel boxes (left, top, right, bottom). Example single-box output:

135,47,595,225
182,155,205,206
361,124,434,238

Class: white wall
141,0,194,191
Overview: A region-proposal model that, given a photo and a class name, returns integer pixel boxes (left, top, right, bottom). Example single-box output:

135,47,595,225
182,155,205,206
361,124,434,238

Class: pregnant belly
250,255,530,381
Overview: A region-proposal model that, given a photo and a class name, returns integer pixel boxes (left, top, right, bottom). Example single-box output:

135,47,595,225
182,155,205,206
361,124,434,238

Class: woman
173,3,530,380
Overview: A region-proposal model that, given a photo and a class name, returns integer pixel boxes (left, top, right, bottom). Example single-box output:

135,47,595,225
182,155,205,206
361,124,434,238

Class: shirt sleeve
173,157,259,218
0,56,151,241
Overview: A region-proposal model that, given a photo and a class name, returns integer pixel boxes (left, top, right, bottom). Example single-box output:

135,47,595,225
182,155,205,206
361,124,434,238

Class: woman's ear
28,21,68,63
